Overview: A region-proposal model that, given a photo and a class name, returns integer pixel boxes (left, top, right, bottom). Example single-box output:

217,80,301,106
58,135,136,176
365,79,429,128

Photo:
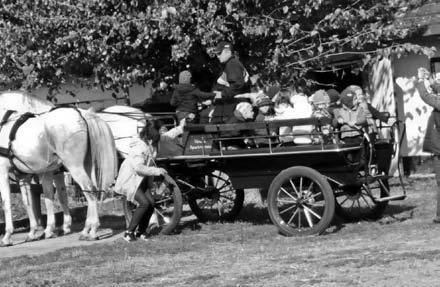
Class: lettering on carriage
189,144,212,151
188,138,212,151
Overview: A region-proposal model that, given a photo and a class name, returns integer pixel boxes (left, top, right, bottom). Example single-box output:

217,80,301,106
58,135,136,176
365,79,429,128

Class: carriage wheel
334,179,389,220
187,170,244,222
267,166,335,236
123,174,182,235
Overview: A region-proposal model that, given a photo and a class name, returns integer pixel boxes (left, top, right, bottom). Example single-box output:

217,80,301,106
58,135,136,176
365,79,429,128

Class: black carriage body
157,118,393,189
154,116,401,236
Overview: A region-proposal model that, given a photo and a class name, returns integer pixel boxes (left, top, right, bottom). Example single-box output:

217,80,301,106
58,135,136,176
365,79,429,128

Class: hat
340,85,362,109
254,94,273,108
213,41,233,54
178,70,191,84
326,89,340,104
310,90,330,105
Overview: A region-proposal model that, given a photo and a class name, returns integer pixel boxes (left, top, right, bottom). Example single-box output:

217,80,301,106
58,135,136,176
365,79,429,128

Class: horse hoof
0,241,13,247
45,233,57,239
24,236,39,243
78,234,89,241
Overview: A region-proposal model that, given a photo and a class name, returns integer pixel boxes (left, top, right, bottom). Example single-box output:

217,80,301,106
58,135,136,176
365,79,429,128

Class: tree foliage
0,0,435,100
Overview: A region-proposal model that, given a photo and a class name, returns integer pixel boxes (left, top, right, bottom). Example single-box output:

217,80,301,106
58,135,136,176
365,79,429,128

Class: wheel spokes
289,179,301,197
303,205,321,220
279,187,298,201
287,207,299,224
280,204,296,215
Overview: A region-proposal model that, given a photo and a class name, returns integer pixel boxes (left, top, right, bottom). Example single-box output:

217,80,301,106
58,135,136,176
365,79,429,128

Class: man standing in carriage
211,41,252,123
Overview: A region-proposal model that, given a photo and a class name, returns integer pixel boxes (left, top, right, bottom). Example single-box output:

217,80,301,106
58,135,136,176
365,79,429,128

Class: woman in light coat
115,119,184,242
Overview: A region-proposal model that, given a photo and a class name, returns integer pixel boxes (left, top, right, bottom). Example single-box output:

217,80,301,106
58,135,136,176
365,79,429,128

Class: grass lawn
0,177,440,286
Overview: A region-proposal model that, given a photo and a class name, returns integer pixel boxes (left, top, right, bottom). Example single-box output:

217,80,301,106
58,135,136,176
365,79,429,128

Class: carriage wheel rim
275,176,326,230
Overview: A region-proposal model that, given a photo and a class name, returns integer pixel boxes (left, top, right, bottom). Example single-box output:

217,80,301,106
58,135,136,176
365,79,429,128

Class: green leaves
0,0,431,94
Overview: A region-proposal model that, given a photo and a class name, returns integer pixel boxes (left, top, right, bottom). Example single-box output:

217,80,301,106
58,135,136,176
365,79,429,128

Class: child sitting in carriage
309,89,334,143
309,89,332,119
220,101,257,149
170,70,219,122
272,89,313,144
332,85,371,143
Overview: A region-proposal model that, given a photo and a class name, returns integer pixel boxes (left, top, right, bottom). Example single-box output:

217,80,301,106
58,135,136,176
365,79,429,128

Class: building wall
31,81,154,110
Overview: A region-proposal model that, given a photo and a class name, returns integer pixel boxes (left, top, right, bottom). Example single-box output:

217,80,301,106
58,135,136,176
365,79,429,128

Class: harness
0,110,35,173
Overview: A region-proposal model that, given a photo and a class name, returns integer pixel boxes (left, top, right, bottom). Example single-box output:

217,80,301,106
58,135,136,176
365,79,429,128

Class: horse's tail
80,109,118,191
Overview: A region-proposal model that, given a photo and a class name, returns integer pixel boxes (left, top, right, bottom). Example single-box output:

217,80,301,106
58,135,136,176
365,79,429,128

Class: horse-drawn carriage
0,91,406,244
125,112,406,236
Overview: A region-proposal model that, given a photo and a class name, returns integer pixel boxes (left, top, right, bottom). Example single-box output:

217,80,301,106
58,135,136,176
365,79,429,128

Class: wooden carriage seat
184,117,333,156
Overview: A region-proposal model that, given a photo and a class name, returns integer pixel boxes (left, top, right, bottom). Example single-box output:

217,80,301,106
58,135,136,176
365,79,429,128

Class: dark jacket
212,57,251,123
417,81,440,155
170,84,215,114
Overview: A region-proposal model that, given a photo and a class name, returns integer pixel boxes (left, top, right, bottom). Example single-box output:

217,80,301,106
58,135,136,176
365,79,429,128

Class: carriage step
374,195,406,202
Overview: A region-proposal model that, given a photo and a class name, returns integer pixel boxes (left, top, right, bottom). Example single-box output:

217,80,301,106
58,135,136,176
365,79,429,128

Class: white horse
97,105,148,157
0,92,159,241
0,91,67,240
0,91,117,245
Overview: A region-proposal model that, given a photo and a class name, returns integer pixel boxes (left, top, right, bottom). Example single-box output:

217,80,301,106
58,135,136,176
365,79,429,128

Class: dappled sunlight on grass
2,178,440,286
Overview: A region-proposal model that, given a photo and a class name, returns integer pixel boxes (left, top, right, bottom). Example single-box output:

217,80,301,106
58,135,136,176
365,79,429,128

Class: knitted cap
178,70,192,84
326,88,340,104
310,89,330,105
254,94,273,107
340,85,362,109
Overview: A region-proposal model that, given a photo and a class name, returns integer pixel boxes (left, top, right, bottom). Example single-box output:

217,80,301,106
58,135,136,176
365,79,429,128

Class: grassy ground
0,177,439,286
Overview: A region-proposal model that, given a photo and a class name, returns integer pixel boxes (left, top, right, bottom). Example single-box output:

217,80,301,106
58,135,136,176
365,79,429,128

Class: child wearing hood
333,85,371,142
170,70,218,121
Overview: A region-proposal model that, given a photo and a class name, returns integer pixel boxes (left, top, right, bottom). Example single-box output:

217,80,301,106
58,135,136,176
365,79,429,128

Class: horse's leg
30,182,43,229
82,192,100,240
0,164,13,246
18,178,40,242
40,172,57,239
53,172,72,235
67,167,99,240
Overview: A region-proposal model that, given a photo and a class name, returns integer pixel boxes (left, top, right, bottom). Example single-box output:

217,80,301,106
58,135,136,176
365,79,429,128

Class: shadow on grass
326,202,418,234
234,201,418,235
0,206,126,235
237,203,271,225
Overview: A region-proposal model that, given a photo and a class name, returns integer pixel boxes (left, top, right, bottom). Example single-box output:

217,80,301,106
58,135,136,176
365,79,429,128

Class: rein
98,111,151,121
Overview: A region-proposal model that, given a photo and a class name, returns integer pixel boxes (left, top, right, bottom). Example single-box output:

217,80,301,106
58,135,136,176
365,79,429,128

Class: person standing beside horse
211,41,251,123
115,118,185,242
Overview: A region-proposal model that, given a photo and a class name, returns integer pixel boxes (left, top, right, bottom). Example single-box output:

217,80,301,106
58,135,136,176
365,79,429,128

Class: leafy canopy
0,0,434,100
